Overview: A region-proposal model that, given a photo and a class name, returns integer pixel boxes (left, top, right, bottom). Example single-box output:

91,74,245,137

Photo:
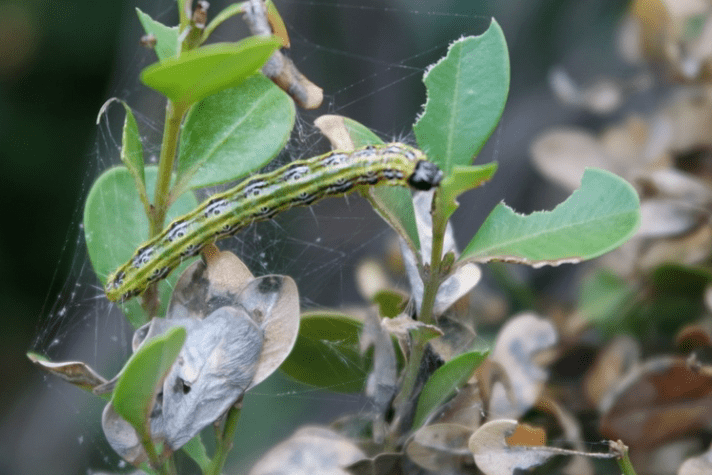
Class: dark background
0,1,628,473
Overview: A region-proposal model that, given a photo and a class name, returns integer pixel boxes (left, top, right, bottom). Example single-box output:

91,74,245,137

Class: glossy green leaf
84,167,198,327
412,350,488,430
140,36,281,108
436,163,498,222
341,117,421,252
96,98,149,213
112,326,186,436
280,312,369,393
136,8,179,61
414,19,509,172
459,168,641,267
118,101,149,213
175,74,294,192
182,434,211,472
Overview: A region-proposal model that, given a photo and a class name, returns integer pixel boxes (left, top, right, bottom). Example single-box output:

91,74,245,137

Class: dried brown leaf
584,336,641,407
406,423,473,471
249,426,366,475
488,313,558,419
679,443,712,475
530,128,611,191
600,356,712,448
469,420,553,475
27,354,107,391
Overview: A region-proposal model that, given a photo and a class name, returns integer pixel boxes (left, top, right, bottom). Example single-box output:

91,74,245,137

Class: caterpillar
105,143,443,302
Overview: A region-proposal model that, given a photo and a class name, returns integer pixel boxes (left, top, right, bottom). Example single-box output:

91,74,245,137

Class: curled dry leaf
469,419,552,475
167,248,253,321
600,355,712,449
161,307,263,449
360,312,397,441
638,168,712,206
105,251,300,455
627,0,712,80
406,423,473,472
433,382,484,429
631,438,704,475
638,198,707,238
584,335,641,407
428,316,478,362
314,114,358,151
345,452,402,475
400,190,465,317
27,353,107,392
381,313,443,359
249,426,366,475
637,222,712,271
108,308,264,451
659,87,712,152
548,67,624,114
238,274,300,389
679,443,712,475
537,396,594,475
101,403,144,465
676,321,712,352
433,263,482,316
166,251,300,390
488,313,558,419
530,128,617,192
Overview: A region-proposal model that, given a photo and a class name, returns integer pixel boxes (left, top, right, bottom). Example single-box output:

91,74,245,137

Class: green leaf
340,117,421,252
112,326,186,436
140,36,281,108
436,163,498,222
136,8,179,61
182,434,211,472
119,101,149,213
372,289,408,318
280,312,369,393
84,166,198,327
174,74,295,192
96,98,149,213
577,270,637,332
459,168,641,267
414,19,509,173
412,350,488,430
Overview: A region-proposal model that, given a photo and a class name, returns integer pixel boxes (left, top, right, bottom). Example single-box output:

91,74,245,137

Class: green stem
418,200,447,325
387,191,448,446
152,100,186,237
139,431,167,475
616,447,638,475
140,100,186,317
206,404,242,475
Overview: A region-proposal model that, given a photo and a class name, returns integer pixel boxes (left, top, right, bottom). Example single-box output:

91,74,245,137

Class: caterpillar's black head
408,161,443,191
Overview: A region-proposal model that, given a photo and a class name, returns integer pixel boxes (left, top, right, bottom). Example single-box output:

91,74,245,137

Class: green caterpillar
105,143,443,302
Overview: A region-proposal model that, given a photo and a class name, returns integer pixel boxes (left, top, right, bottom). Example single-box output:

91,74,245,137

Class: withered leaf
600,356,712,448
249,426,366,475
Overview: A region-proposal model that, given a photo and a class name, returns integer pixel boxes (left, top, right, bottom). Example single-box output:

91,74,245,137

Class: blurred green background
0,0,626,473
